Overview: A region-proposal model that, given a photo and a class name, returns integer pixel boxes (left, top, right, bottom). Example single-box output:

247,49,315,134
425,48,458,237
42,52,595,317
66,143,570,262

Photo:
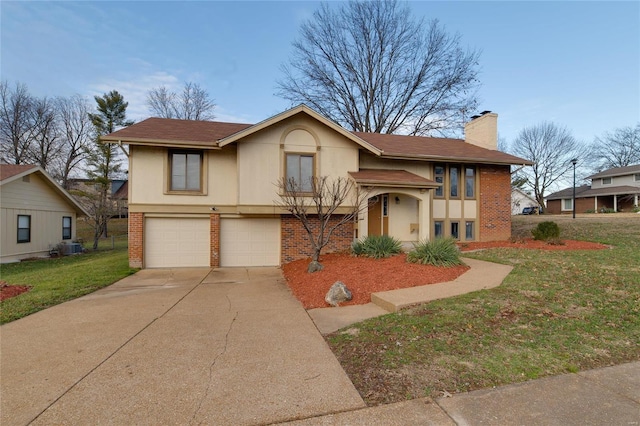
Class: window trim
17,214,31,243
602,177,612,185
450,221,460,240
449,166,460,198
62,216,72,240
434,220,444,238
465,166,476,199
434,165,445,198
284,152,316,194
562,198,574,211
166,149,207,195
465,220,475,241
634,173,640,182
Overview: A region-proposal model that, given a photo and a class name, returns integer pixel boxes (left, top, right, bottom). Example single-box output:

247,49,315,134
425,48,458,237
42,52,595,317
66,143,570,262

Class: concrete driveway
1,268,365,425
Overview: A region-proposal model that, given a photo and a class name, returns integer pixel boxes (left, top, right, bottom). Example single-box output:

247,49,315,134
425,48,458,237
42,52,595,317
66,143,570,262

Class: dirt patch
0,281,30,301
282,253,469,309
458,238,608,252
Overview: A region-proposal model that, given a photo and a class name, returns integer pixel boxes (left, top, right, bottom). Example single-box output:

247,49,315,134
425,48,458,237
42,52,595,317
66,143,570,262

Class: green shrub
407,237,462,267
351,235,402,259
531,221,560,241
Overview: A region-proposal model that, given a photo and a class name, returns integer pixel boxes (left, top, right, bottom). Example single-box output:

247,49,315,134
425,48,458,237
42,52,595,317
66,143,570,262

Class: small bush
531,221,560,241
351,235,402,259
407,237,462,267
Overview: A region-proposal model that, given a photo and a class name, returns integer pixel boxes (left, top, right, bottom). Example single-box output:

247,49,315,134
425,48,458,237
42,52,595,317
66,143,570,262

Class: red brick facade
479,165,512,241
129,212,143,268
548,196,635,214
281,215,354,263
210,213,220,268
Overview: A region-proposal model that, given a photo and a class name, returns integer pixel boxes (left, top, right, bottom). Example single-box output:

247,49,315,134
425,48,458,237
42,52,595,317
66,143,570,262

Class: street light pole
571,158,578,219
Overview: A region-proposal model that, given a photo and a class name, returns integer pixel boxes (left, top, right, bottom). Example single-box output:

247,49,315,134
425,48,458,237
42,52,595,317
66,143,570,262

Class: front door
367,194,389,236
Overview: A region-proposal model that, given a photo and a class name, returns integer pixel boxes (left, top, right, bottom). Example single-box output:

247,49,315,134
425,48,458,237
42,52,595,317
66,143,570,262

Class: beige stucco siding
129,145,237,206
1,175,78,262
359,153,433,178
238,115,359,206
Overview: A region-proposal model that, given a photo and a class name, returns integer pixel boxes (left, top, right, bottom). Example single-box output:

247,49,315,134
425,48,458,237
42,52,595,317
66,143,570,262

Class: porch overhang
349,169,439,190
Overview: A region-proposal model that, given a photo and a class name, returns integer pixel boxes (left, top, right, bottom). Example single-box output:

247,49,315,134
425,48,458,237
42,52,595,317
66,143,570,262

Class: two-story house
546,164,640,214
102,105,531,269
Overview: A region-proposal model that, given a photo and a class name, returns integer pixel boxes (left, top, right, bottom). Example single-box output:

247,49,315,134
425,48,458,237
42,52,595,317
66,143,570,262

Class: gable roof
0,164,89,216
101,117,252,149
587,164,640,179
102,105,532,166
0,164,37,181
354,132,532,165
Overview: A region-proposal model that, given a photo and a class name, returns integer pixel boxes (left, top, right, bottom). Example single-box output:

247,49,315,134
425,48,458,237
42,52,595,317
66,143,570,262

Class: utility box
62,243,83,255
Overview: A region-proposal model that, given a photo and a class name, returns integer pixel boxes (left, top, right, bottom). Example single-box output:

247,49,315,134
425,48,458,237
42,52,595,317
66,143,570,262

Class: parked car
522,206,541,215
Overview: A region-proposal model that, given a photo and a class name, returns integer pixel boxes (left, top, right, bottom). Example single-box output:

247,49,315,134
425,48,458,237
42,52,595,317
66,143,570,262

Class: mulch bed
283,239,609,309
0,281,31,301
282,253,469,309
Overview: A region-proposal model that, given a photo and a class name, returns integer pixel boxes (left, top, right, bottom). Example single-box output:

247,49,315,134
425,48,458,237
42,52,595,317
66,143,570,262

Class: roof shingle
0,164,37,181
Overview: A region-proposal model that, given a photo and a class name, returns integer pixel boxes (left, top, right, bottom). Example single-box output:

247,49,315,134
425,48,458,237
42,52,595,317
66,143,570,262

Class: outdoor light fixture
395,196,400,204
571,158,578,219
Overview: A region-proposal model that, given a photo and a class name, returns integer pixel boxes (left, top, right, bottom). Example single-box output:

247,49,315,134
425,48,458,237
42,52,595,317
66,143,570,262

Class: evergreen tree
83,90,133,249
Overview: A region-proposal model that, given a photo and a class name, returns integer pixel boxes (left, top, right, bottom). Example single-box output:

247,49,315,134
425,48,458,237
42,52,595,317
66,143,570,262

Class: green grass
327,215,640,406
1,217,136,324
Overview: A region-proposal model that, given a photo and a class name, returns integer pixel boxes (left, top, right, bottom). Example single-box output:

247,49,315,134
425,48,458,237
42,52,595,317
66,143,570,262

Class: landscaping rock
307,260,324,273
325,281,352,307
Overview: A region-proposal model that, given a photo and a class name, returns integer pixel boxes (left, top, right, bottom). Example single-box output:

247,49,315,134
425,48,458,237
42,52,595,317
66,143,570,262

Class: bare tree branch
277,0,480,136
589,124,640,171
146,82,215,121
511,122,587,207
275,176,370,270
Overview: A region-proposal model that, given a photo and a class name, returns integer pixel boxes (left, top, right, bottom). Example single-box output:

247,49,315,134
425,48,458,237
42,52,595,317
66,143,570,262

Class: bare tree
146,82,215,120
53,95,93,188
0,81,37,164
275,176,369,272
511,122,587,208
277,0,480,136
589,124,640,171
25,96,62,170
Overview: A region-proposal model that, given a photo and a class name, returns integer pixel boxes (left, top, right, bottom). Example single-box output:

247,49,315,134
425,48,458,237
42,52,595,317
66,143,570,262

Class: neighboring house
112,180,128,218
0,164,89,263
511,187,539,215
546,164,640,214
102,105,531,269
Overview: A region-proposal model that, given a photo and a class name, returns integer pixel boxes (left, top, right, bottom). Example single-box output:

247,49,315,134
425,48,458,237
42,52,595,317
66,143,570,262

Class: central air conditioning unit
62,243,83,255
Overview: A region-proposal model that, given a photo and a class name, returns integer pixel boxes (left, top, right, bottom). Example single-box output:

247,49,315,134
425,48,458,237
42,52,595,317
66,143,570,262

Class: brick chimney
464,111,498,150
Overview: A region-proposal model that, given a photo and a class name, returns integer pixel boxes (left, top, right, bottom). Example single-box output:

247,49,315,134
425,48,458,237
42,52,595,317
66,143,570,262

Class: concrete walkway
308,257,514,334
1,268,365,425
280,361,640,425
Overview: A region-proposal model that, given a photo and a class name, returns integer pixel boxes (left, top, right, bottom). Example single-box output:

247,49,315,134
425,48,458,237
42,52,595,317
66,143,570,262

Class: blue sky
2,1,638,145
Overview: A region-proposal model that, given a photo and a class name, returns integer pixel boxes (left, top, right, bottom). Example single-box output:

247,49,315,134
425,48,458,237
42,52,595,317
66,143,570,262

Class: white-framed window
62,216,72,240
17,215,31,243
602,177,612,185
286,153,314,192
170,150,202,192
562,198,573,211
634,173,640,182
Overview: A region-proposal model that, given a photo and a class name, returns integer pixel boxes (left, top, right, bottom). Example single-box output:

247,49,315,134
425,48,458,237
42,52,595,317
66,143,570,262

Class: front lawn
327,215,640,405
0,248,136,324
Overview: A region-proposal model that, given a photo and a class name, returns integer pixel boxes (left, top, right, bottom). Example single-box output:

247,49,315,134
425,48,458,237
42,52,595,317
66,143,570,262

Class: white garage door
220,218,280,267
145,217,210,268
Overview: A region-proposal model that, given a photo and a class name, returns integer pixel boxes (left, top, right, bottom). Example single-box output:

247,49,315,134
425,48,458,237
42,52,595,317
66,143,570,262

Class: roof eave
379,153,533,166
101,136,221,150
353,179,439,189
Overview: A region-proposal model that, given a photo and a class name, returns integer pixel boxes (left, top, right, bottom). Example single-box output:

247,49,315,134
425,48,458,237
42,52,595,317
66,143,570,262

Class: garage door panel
145,218,209,268
220,218,280,267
